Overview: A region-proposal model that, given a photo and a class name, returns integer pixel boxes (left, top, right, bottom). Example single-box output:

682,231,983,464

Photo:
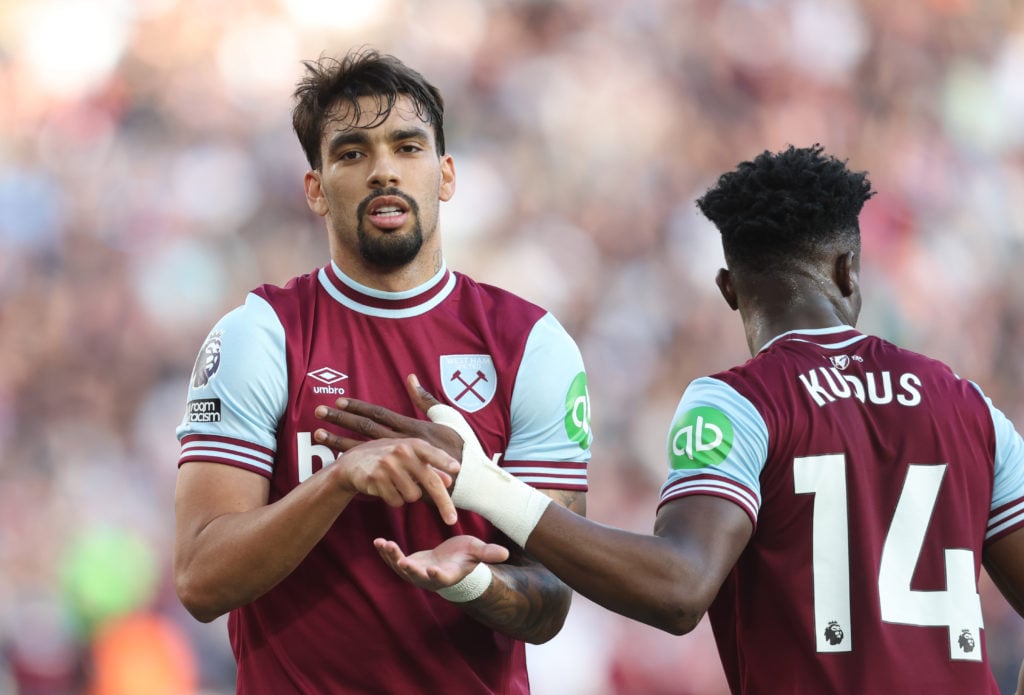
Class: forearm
441,489,583,642
431,404,753,634
460,551,572,644
524,506,710,635
175,464,356,621
437,406,699,630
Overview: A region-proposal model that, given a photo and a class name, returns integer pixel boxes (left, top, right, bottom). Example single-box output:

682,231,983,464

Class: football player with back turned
320,145,1024,694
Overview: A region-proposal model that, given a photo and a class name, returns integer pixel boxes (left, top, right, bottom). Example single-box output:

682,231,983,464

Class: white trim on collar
758,325,862,353
319,261,457,319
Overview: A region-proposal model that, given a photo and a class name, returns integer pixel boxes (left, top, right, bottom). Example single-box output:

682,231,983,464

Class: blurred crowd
3,0,1024,692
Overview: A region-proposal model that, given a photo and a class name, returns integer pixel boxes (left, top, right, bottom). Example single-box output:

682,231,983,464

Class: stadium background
2,0,1024,692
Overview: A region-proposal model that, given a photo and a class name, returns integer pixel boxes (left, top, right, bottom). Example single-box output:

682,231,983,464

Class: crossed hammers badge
439,354,497,413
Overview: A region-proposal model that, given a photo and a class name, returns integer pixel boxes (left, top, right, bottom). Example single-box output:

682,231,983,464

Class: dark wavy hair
696,145,875,271
292,48,446,170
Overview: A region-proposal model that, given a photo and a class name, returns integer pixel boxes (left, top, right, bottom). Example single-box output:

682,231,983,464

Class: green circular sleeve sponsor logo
668,406,734,469
564,372,592,449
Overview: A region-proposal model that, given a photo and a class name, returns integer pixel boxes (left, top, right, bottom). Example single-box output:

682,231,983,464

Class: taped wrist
436,563,492,603
427,404,551,547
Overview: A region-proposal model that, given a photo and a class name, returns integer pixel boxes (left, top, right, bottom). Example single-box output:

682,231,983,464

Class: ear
715,268,739,310
304,170,329,217
439,154,456,202
835,251,858,298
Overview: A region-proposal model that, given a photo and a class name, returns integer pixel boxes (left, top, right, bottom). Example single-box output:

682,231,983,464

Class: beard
356,188,424,268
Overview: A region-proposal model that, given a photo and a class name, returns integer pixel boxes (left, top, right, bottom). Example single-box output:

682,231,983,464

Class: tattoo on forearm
466,552,571,643
460,489,585,641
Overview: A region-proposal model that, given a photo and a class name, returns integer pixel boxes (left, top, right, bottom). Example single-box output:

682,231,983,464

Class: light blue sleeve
175,293,288,452
660,376,768,516
505,313,592,466
972,383,1024,513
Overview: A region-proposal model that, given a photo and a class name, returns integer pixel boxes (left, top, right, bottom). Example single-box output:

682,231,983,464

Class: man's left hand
373,535,509,592
313,374,464,460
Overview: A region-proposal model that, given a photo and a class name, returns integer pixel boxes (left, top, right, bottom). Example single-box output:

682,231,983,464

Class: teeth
373,206,402,215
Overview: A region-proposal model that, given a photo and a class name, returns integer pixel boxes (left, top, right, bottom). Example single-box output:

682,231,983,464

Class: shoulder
673,375,767,436
197,292,286,375
453,272,548,319
246,268,325,334
880,339,991,410
252,268,323,306
452,273,569,354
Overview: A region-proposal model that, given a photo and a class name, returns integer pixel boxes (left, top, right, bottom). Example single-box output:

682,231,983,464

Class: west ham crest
440,354,497,412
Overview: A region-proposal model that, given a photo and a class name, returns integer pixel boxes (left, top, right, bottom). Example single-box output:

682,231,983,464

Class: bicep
174,462,271,543
655,495,753,599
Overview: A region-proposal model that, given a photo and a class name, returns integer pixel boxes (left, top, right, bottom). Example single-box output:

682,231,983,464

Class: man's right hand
314,374,551,547
332,436,461,525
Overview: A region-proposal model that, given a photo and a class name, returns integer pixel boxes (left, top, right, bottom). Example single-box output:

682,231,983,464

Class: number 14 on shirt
795,454,983,661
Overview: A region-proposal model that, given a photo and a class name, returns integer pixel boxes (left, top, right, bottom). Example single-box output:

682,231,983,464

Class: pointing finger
406,374,443,414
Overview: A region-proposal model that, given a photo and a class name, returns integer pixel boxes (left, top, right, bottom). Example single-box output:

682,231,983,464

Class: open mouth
366,195,411,230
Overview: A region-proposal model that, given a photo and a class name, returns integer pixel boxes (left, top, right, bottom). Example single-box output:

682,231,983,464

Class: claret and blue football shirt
177,261,593,694
659,325,1024,694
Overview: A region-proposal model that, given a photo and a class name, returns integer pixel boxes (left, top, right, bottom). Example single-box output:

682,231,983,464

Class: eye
398,143,424,154
339,150,364,161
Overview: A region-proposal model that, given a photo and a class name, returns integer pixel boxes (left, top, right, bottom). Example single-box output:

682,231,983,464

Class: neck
736,264,858,355
331,255,446,295
331,247,445,293
743,297,853,356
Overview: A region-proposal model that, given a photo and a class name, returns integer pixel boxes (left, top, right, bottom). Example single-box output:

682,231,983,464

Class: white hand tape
427,404,550,547
436,562,492,603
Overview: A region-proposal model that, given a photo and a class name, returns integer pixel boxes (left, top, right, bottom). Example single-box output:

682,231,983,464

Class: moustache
357,188,419,219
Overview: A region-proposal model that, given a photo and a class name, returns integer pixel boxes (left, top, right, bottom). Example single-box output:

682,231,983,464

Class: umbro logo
308,367,348,385
308,367,348,395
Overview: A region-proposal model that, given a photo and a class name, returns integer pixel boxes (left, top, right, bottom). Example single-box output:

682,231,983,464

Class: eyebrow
326,130,369,153
326,126,432,154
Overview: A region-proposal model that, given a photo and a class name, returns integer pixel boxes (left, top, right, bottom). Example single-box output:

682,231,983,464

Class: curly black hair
292,48,446,171
696,145,875,271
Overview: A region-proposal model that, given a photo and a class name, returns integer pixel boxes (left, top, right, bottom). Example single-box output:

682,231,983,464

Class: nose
367,152,399,189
